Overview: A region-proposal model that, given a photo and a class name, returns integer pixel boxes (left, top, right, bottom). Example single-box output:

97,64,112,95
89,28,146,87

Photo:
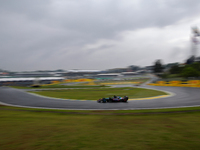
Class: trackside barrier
148,80,200,88
64,79,94,82
42,79,96,86
99,82,140,85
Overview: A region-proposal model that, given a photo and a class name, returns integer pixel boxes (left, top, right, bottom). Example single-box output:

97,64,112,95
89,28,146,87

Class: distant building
14,72,52,77
0,77,64,86
95,73,121,79
64,70,101,78
144,66,153,73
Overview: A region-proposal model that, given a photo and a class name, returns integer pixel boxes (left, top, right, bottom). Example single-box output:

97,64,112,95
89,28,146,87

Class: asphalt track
0,85,200,110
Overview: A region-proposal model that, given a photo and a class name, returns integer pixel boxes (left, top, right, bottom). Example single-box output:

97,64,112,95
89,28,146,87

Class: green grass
29,87,168,100
1,106,200,150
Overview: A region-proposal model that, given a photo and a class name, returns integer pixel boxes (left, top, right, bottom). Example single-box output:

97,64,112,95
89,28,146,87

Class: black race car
97,95,128,103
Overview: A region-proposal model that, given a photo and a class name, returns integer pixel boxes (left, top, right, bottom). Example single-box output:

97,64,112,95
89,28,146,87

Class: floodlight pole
191,40,197,57
191,27,200,58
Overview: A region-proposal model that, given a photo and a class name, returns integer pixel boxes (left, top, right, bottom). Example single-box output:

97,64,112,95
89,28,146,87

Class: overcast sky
1,0,200,71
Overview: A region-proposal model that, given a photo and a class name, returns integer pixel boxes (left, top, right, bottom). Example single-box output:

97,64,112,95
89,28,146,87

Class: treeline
169,62,200,78
153,59,200,78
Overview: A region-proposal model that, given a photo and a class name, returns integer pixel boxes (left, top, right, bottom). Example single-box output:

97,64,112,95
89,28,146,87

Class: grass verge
1,105,200,150
29,87,168,100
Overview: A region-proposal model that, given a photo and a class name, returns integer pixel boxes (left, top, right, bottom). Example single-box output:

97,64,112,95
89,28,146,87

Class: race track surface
0,86,200,110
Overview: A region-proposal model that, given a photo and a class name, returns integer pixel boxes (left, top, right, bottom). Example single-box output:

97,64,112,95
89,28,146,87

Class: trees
153,60,163,73
190,62,200,72
186,56,195,64
168,62,200,78
169,64,183,74
152,58,200,78
181,67,200,78
156,60,200,78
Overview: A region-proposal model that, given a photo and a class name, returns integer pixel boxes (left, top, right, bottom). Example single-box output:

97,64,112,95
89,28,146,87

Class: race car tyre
124,96,128,100
102,98,107,103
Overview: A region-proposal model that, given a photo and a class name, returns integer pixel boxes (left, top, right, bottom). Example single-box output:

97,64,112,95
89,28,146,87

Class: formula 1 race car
97,95,128,103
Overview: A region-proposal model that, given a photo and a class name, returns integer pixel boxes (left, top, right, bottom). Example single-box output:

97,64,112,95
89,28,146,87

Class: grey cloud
0,0,200,71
